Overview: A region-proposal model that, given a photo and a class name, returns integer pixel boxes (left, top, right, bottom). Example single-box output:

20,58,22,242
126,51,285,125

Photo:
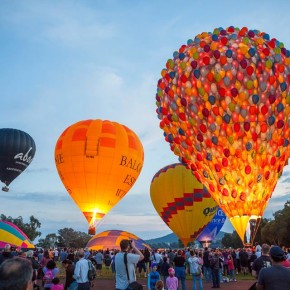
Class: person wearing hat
256,246,290,290
148,263,161,290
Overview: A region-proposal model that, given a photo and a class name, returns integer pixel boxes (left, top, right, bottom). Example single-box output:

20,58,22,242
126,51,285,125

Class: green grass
55,261,255,282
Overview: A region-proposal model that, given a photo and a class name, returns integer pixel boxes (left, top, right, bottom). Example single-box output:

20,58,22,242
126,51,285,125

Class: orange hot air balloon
155,26,290,244
86,230,150,250
150,163,218,247
55,119,144,234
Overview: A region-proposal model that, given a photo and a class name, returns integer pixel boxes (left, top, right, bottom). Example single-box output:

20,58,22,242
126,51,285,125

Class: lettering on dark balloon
203,205,218,217
55,153,64,164
14,147,34,164
115,188,126,198
6,167,22,173
123,174,136,186
119,155,142,173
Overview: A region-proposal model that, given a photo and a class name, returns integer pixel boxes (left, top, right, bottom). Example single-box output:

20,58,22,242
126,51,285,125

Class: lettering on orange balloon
55,119,144,233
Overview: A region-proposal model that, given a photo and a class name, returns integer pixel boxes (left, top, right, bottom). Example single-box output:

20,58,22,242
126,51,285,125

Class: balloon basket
88,226,96,235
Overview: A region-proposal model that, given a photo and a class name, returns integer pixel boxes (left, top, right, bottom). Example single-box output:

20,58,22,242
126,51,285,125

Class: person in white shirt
115,239,144,290
74,249,90,290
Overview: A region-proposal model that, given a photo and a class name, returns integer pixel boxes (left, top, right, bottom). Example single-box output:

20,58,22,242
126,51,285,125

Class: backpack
43,269,53,284
88,259,96,281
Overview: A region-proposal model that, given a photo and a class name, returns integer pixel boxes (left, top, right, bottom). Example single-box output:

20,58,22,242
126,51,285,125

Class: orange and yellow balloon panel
0,220,34,249
150,163,218,247
55,119,144,234
155,26,290,243
86,230,150,250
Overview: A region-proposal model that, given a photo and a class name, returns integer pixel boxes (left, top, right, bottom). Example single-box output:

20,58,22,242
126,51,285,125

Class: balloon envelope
197,207,226,247
155,26,290,243
0,220,34,249
150,163,218,246
86,230,150,250
55,119,144,229
0,128,36,190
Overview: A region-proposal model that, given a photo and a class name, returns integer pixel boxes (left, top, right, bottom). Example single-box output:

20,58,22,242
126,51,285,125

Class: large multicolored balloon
0,128,36,192
196,207,226,247
155,26,290,243
150,163,218,246
0,220,34,248
86,230,150,250
55,119,144,234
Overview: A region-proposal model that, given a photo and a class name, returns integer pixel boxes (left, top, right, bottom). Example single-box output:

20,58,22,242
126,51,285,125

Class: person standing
210,252,220,289
94,250,104,277
62,259,77,290
252,244,272,279
257,246,290,290
227,254,236,282
166,268,178,290
0,244,13,266
188,250,203,290
143,248,151,277
160,256,170,287
151,249,163,273
0,256,33,290
173,250,186,290
115,239,144,290
73,249,90,290
148,263,161,290
202,247,212,282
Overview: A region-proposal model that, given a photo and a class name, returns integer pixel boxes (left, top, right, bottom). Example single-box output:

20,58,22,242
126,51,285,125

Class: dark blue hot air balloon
0,128,36,191
196,207,226,247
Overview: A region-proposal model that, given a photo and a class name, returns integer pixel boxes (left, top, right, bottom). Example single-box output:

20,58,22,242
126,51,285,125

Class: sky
1,0,290,242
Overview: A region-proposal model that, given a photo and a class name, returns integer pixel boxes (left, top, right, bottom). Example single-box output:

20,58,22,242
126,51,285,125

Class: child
227,255,237,282
50,277,64,290
166,267,178,290
148,263,161,290
155,280,165,290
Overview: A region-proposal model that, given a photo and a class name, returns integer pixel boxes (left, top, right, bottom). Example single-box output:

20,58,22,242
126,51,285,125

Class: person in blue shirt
74,249,90,290
148,263,161,290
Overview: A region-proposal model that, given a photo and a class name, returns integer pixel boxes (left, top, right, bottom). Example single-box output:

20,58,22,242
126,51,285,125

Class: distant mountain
145,231,227,248
145,232,178,245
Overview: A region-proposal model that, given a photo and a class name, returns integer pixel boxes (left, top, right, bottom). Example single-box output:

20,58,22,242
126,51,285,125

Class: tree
254,218,269,244
221,231,243,248
261,201,290,246
0,214,41,241
37,233,58,249
57,228,91,248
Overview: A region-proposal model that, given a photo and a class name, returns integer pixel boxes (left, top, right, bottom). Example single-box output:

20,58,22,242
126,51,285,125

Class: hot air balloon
86,230,150,250
0,220,34,249
155,26,290,244
0,128,36,192
196,207,226,248
55,119,144,235
150,163,218,246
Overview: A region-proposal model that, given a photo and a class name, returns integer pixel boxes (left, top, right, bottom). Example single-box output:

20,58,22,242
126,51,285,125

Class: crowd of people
0,241,290,290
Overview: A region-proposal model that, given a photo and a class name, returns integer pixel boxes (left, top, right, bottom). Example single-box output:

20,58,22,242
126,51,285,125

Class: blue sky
1,0,290,242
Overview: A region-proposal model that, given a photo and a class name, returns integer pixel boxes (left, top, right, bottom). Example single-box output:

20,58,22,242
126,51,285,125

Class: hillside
145,231,227,248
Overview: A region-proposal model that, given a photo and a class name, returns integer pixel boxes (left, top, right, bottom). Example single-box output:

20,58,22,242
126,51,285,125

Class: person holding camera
115,239,144,290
